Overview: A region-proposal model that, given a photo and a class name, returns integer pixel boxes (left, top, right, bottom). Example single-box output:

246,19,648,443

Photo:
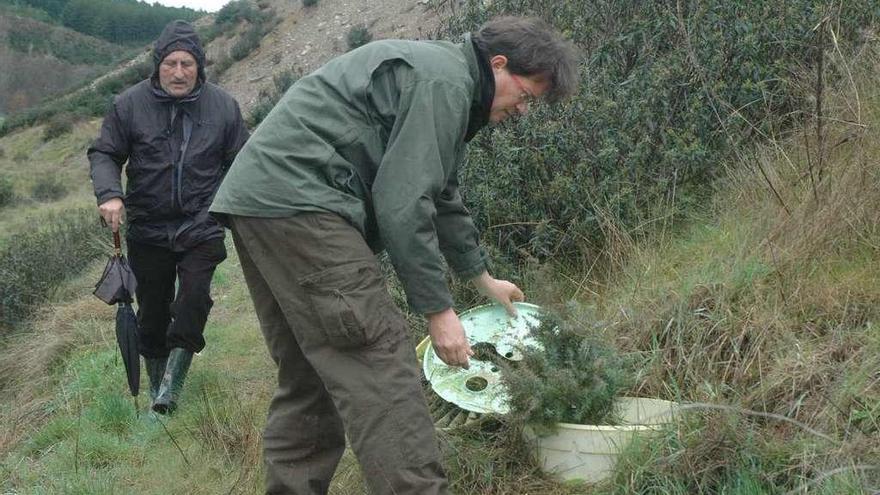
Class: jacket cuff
445,245,489,280
405,275,455,315
96,191,123,206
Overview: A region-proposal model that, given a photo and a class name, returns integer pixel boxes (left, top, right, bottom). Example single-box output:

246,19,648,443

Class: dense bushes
42,114,74,141
214,0,261,27
446,0,879,268
67,0,198,44
0,209,105,332
9,0,200,45
30,175,68,202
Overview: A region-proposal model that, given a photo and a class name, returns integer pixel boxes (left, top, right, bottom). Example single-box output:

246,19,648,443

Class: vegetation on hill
0,0,278,137
207,0,280,80
0,0,878,493
0,0,201,44
5,14,127,65
446,0,879,271
0,121,106,335
0,14,133,115
0,57,152,137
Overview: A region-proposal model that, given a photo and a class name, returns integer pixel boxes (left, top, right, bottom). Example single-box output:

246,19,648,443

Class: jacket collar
460,33,494,142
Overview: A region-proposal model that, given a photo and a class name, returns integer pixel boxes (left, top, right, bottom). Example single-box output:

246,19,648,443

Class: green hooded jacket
210,36,493,314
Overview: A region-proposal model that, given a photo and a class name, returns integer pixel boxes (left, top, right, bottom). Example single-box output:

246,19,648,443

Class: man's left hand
471,271,525,317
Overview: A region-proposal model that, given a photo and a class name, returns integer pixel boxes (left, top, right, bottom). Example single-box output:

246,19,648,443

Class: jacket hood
152,20,206,84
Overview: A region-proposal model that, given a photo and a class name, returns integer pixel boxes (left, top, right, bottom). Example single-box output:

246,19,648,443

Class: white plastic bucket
525,397,678,483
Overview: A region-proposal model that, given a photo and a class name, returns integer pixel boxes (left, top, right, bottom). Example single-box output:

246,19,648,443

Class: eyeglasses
509,74,537,105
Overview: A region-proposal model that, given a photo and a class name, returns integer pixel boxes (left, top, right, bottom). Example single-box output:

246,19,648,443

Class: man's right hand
427,307,474,369
98,197,125,232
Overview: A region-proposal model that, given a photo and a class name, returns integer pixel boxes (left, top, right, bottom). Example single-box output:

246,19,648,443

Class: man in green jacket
210,16,578,495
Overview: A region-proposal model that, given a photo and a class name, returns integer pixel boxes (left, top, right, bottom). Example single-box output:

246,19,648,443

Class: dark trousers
127,237,227,358
230,213,448,495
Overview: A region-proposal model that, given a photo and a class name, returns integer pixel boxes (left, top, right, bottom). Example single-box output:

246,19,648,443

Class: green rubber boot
151,348,193,415
144,357,168,402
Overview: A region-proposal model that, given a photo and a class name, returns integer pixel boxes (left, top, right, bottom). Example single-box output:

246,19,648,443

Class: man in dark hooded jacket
88,19,249,415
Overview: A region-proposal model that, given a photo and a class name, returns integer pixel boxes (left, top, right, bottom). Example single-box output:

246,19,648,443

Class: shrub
31,175,68,202
501,304,630,435
230,26,264,61
347,25,372,51
302,0,319,7
215,0,259,27
248,96,278,129
0,209,105,332
198,23,221,44
42,114,75,141
273,68,299,94
0,177,15,208
443,0,878,269
210,56,234,80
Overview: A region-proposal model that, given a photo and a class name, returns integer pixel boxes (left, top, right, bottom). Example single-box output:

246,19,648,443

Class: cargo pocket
298,260,397,348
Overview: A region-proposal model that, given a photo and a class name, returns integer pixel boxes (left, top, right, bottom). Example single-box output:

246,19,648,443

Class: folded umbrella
94,231,140,397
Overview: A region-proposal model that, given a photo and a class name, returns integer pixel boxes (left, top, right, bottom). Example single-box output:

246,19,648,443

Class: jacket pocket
298,260,398,348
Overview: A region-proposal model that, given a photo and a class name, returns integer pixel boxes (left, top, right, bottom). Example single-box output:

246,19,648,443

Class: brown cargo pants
229,213,448,495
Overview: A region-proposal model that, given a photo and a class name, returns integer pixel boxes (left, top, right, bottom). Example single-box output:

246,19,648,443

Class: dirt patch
215,0,453,114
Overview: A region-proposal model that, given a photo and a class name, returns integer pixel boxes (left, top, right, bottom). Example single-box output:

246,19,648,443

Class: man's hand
427,308,474,369
98,197,125,232
471,271,526,317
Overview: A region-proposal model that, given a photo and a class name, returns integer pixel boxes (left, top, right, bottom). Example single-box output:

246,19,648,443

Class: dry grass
592,48,880,493
0,264,110,455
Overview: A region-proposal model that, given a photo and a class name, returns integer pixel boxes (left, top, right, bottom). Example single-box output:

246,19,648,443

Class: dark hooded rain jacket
89,20,249,251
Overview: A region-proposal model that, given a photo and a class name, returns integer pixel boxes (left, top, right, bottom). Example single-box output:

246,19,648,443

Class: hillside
0,13,128,115
0,0,203,118
0,0,879,494
209,0,444,113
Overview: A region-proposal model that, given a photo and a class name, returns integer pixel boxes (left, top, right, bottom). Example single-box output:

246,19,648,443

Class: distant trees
10,0,200,45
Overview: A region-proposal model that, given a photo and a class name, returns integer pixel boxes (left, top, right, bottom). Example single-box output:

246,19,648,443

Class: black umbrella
94,231,140,397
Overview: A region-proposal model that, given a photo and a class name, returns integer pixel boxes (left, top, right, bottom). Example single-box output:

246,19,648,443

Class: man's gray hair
474,16,580,104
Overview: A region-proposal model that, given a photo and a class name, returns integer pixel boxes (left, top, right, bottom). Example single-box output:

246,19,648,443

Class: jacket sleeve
87,99,130,205
436,170,489,280
223,99,249,173
372,79,471,314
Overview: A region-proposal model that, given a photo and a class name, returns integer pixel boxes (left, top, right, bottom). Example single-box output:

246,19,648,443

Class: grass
0,121,99,248
1,37,880,495
0,252,274,494
584,50,880,494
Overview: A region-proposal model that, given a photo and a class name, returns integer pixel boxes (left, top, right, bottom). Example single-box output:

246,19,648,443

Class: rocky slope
211,0,450,114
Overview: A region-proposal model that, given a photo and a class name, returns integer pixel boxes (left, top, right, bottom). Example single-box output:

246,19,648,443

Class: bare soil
214,0,452,114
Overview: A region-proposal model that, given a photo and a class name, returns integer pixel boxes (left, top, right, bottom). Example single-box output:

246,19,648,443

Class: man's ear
489,54,508,71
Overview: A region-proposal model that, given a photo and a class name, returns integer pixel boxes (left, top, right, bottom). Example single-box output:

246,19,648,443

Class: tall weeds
597,47,880,493
0,208,105,332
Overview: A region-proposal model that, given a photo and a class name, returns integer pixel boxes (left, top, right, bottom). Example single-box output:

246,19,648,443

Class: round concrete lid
422,302,543,414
